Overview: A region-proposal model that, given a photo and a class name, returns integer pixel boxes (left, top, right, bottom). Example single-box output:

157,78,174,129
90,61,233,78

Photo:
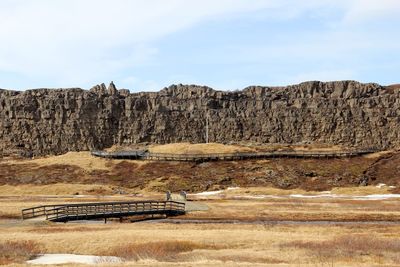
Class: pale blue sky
0,0,399,91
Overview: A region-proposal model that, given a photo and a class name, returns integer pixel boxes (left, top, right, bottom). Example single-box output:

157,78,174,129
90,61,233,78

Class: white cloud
0,0,282,88
0,0,398,90
342,0,400,23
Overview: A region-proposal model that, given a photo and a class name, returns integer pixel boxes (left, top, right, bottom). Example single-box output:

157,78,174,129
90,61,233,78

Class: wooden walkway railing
91,150,146,159
22,200,185,222
91,149,377,162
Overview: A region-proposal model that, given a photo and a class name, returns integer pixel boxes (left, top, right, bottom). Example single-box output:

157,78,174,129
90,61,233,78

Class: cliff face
0,81,399,156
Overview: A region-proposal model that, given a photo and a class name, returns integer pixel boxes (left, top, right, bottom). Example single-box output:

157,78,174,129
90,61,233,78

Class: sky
0,0,399,92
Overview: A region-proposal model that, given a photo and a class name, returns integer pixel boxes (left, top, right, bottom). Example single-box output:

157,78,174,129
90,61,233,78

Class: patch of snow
227,187,240,190
27,254,122,265
290,194,340,199
290,193,400,201
191,190,224,196
262,195,284,199
376,183,386,188
191,187,239,196
233,195,283,199
389,186,396,189
352,194,400,200
233,195,265,199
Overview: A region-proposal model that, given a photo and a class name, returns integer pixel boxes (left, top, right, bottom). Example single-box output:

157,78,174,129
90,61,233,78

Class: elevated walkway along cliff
91,149,377,162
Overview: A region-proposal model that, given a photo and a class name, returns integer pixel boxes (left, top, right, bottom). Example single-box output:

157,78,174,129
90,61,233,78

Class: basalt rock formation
0,81,399,156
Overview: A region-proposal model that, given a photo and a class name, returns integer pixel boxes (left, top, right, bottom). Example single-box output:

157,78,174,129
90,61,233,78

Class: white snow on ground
290,194,400,200
233,195,283,199
227,187,240,190
191,190,224,196
290,194,340,199
233,195,266,199
320,191,332,194
27,254,122,265
352,194,400,200
191,187,240,196
191,186,400,200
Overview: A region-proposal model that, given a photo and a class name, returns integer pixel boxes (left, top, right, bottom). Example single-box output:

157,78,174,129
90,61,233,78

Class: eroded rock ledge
0,80,399,156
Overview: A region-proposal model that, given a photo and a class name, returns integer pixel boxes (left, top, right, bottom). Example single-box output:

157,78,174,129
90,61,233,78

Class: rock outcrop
0,80,399,156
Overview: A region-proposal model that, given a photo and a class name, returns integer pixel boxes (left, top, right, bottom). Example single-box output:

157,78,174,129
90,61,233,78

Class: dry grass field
106,142,351,154
0,144,399,266
0,186,400,266
148,142,255,154
2,220,400,266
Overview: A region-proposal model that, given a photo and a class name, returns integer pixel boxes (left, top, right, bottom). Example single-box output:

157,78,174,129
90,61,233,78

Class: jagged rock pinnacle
108,81,117,95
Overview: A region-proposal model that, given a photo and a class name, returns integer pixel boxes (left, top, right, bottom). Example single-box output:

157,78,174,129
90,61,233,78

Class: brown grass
215,254,285,264
182,195,400,222
148,142,347,154
0,176,398,267
290,144,344,152
106,240,221,261
0,200,400,266
148,142,255,154
5,152,115,171
26,226,112,234
0,211,20,219
0,184,117,196
283,234,400,264
0,240,40,265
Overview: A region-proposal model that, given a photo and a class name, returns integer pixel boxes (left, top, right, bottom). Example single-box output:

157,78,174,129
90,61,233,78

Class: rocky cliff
0,81,399,156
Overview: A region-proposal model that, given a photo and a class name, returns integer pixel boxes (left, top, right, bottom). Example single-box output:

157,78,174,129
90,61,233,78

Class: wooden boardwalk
21,200,185,222
91,149,376,162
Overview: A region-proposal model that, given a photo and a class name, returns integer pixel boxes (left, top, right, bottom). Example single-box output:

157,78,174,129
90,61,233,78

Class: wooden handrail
22,200,185,222
91,149,377,161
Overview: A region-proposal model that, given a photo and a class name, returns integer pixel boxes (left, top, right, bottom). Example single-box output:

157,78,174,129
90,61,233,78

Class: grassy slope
0,143,398,194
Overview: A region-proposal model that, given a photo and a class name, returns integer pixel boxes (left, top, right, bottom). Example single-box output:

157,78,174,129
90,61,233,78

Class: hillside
0,143,398,194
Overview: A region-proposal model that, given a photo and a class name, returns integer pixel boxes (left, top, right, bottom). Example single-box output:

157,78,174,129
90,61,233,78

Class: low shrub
0,240,40,265
0,212,20,219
